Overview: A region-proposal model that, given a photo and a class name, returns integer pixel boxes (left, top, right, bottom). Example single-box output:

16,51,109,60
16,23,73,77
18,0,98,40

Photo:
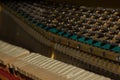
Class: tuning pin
118,19,120,23
104,11,110,15
113,11,120,16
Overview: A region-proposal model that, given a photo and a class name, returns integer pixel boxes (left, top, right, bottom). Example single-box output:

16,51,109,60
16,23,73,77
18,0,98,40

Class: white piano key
81,73,96,80
0,45,13,52
25,54,40,62
30,56,46,65
91,76,105,80
10,48,28,55
36,59,52,68
0,40,3,44
74,72,92,80
36,58,50,67
5,47,18,54
61,66,76,76
29,55,42,64
37,59,53,68
47,63,68,73
69,67,83,74
21,53,36,61
13,60,27,68
66,68,85,79
15,61,26,67
45,61,61,70
43,60,57,68
8,48,29,57
0,42,8,48
57,65,73,74
21,53,36,60
97,77,111,80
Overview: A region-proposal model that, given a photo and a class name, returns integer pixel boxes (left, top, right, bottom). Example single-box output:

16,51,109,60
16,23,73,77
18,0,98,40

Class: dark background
47,0,120,8
1,0,120,8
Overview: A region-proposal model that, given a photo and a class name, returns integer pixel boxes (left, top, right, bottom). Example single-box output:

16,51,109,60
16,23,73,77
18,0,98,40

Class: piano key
48,63,68,73
57,65,73,74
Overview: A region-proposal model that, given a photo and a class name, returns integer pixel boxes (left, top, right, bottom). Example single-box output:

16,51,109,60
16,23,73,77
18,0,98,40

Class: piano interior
0,0,120,80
